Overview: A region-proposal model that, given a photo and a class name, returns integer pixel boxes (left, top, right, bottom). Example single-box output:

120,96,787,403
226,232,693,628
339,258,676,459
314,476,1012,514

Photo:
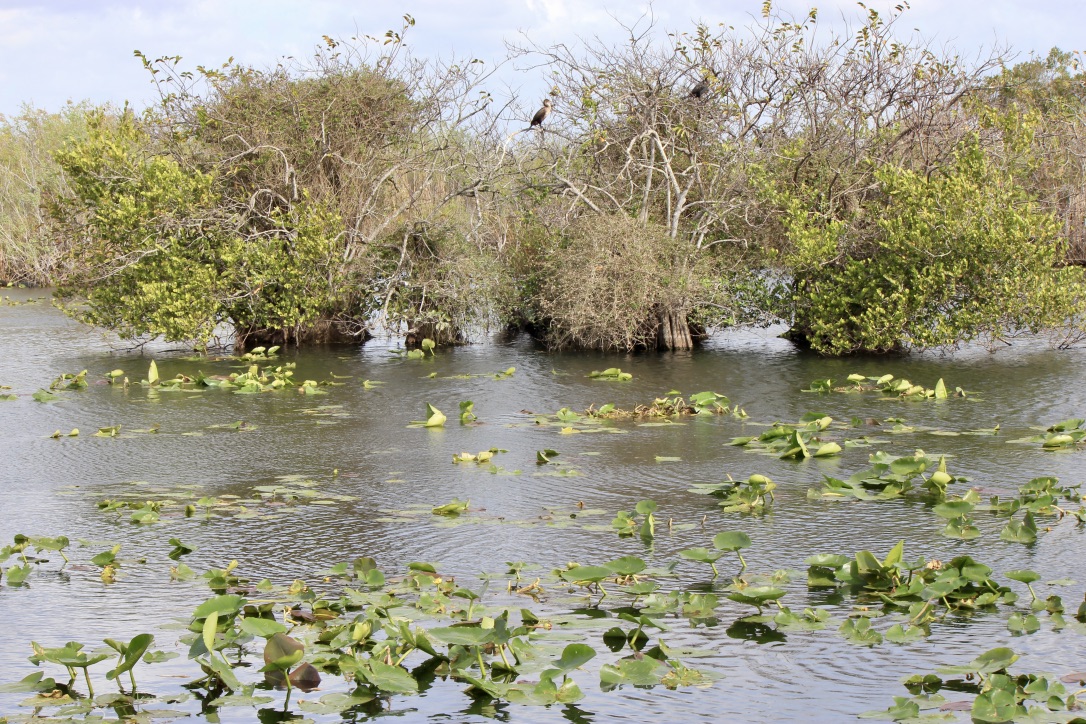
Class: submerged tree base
236,320,370,351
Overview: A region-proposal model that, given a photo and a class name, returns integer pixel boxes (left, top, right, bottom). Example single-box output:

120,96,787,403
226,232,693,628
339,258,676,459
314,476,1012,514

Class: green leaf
193,594,246,620
204,653,241,690
728,586,785,608
167,537,195,560
262,632,304,671
604,556,646,576
1004,569,1040,584
423,403,445,427
106,633,153,680
560,565,612,584
712,531,751,551
883,540,904,568
680,547,724,563
0,672,57,693
600,657,664,690
972,687,1018,723
937,647,1018,676
427,625,493,646
542,643,596,679
202,611,219,653
933,501,974,519
363,660,418,694
239,617,287,638
432,498,469,516
812,442,842,457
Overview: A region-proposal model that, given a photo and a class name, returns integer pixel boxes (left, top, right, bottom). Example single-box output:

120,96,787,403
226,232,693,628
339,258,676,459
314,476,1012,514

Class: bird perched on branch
530,99,552,129
689,78,710,99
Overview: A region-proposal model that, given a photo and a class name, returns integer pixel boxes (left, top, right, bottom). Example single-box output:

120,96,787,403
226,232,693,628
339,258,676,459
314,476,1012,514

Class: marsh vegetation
4,292,1086,722
3,5,1086,354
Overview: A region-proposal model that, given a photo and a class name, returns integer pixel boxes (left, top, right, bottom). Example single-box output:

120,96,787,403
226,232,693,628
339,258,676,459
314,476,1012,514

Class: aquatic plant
864,647,1083,722
804,373,964,399
810,450,958,501
690,474,777,514
730,414,843,459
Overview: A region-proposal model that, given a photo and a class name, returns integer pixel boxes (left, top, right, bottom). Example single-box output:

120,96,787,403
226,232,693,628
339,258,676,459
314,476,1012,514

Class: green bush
50,110,343,348
783,138,1086,353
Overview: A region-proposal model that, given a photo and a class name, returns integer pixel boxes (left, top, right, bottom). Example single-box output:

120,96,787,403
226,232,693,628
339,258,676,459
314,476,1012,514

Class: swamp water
2,287,1086,723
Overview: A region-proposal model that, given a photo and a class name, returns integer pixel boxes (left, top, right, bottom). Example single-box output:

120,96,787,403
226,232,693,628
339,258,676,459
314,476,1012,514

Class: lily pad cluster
863,647,1084,723
1010,417,1086,450
588,390,737,419
804,373,964,399
731,414,844,459
689,475,777,514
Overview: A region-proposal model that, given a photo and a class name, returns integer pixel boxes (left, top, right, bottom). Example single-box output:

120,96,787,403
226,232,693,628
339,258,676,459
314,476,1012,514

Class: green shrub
50,110,344,348
783,137,1086,353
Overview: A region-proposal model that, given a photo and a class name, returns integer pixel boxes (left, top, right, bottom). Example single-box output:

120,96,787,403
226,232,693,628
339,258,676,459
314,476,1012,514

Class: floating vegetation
680,531,752,575
85,476,358,527
731,414,844,458
611,500,659,541
981,476,1085,521
116,357,340,396
7,545,730,717
804,373,968,399
530,406,629,434
237,345,280,361
587,390,735,419
588,367,632,381
806,542,1024,619
0,534,71,585
432,498,470,516
690,474,777,514
409,403,446,428
391,338,436,359
49,370,88,391
809,450,961,501
1009,418,1086,449
441,367,516,381
863,647,1084,722
452,448,503,464
0,294,43,306
9,352,1086,722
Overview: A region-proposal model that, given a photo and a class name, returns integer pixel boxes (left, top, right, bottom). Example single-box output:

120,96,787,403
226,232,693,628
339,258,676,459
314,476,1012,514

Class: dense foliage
50,111,344,347
5,7,1086,353
779,139,1076,353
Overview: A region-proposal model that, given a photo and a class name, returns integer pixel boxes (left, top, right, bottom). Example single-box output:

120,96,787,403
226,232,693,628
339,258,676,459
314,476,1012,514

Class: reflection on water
3,288,1086,722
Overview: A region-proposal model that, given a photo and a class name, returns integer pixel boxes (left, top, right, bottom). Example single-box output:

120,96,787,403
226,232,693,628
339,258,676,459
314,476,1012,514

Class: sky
1,0,1084,119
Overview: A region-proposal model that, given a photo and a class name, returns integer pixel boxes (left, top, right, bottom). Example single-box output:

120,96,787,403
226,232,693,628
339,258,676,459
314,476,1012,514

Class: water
2,288,1086,722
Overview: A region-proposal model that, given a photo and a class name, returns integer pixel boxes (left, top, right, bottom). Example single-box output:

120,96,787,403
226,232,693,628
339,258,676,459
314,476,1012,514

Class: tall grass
0,102,92,285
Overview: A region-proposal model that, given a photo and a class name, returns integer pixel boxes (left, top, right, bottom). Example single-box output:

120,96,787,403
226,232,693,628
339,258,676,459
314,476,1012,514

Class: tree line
2,5,1086,354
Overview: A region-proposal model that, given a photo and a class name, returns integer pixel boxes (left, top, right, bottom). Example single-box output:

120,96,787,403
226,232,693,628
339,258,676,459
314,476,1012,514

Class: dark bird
530,99,552,128
689,78,710,99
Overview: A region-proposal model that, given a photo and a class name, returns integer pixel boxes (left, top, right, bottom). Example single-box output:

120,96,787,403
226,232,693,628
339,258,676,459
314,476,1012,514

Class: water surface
2,289,1085,722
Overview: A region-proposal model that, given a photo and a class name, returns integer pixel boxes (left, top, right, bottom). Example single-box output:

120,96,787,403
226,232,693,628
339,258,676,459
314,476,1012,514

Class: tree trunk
235,319,369,350
656,308,699,350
